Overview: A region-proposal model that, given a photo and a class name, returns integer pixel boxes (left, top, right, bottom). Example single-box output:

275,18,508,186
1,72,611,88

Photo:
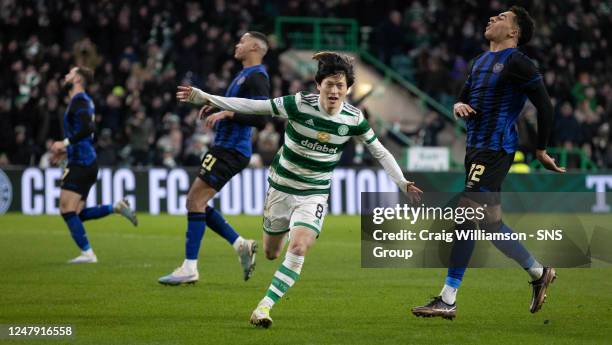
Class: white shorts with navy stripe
262,187,328,236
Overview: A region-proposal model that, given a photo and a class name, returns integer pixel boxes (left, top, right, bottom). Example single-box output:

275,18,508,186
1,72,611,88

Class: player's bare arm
535,150,566,173
204,111,235,129
453,102,477,118
197,104,215,119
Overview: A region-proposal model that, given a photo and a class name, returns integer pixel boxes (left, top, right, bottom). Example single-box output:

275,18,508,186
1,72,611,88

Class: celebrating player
177,51,423,327
411,6,562,320
158,32,271,285
50,66,137,264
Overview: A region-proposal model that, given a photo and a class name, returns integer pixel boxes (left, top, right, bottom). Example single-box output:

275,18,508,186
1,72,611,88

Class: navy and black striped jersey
214,64,270,157
461,48,542,153
64,92,96,165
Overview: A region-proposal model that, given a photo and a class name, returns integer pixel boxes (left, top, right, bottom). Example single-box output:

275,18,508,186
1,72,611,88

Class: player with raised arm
177,52,423,328
158,32,271,285
411,6,563,320
50,66,137,264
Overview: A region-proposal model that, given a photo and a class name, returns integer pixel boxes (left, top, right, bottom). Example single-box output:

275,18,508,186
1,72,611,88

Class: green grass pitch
0,214,610,344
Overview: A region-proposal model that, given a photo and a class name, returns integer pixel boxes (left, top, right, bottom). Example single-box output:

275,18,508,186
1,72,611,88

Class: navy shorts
197,146,249,191
462,148,515,205
61,162,98,200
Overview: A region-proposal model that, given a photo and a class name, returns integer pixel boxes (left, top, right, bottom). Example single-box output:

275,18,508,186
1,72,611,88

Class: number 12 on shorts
468,164,485,182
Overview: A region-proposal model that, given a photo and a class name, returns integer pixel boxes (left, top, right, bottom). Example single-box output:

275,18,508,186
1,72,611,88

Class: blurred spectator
9,125,35,165
376,10,403,64
125,109,154,166
419,111,445,146
0,153,9,167
159,146,177,168
97,128,118,166
99,92,124,134
420,58,451,103
554,102,580,148
38,139,54,169
183,133,212,166
156,126,182,168
571,72,591,106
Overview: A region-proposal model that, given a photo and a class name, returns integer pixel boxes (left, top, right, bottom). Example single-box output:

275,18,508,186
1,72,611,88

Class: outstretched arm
177,85,273,115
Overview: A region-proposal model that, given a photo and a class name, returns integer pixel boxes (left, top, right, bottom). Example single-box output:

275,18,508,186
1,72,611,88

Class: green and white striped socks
260,252,304,308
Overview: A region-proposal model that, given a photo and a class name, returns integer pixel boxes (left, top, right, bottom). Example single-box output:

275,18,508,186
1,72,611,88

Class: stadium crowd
0,0,610,169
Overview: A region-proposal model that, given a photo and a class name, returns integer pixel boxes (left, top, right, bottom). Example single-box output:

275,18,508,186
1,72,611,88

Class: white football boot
237,239,257,281
68,250,98,264
158,266,199,285
114,199,138,226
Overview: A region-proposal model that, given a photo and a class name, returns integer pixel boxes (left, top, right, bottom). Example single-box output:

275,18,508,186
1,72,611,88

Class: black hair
75,66,94,87
313,51,355,87
510,6,535,46
246,31,269,50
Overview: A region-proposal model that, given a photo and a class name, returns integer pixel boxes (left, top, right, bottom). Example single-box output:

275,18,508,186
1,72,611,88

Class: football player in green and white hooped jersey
176,52,423,328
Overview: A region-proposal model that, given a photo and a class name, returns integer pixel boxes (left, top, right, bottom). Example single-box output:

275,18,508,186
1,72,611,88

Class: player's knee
185,191,204,212
59,203,70,213
265,248,281,260
59,199,76,213
185,194,195,211
287,241,309,256
263,241,282,260
186,183,215,212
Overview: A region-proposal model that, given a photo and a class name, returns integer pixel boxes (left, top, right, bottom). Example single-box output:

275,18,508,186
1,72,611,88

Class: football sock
445,267,466,289
182,259,198,272
440,284,458,305
79,204,113,222
232,236,245,253
445,220,477,290
260,251,304,308
185,212,206,260
62,212,91,251
526,263,544,280
487,221,543,279
205,207,240,245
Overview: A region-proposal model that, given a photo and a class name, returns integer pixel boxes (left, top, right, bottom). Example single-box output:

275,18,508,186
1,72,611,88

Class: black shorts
61,162,98,200
198,146,250,191
462,147,515,205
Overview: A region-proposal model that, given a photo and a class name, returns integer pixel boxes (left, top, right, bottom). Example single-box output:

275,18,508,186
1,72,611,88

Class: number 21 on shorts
468,164,485,182
201,153,217,171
